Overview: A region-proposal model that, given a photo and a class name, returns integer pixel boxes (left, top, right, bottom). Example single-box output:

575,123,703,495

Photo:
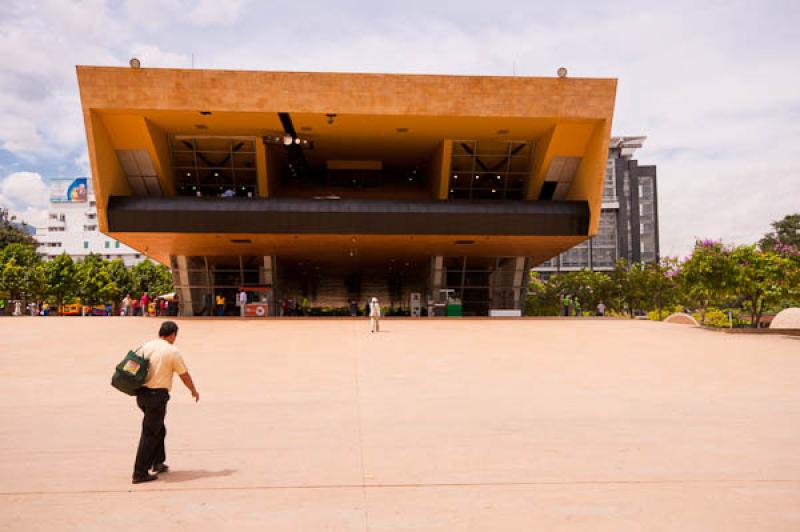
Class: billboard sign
50,177,88,203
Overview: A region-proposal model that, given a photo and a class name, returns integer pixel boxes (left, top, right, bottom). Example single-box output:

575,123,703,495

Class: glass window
115,241,120,248
104,241,110,249
83,241,88,249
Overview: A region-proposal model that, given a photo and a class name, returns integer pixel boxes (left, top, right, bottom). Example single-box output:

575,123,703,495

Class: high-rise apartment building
36,177,146,266
532,136,658,274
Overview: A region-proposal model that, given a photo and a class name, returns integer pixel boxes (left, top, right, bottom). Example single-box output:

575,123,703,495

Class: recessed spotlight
475,175,480,180
199,111,212,116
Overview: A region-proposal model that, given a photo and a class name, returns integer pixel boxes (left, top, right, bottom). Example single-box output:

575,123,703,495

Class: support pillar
174,255,193,317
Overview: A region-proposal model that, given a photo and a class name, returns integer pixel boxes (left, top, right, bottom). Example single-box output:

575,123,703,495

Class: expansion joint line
352,320,370,532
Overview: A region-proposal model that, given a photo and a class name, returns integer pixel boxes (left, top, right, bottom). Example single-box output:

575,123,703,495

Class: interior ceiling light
283,134,293,145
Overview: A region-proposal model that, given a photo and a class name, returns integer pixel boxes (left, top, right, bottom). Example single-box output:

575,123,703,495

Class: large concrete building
76,66,617,316
533,136,659,274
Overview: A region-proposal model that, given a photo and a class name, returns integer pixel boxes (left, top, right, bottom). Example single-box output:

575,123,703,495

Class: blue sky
1,0,798,256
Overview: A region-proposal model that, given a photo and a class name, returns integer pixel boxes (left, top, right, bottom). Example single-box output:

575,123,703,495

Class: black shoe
151,463,169,474
132,473,158,484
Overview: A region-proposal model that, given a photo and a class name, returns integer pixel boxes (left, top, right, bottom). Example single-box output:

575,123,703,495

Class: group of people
561,294,606,317
121,293,178,317
214,290,250,316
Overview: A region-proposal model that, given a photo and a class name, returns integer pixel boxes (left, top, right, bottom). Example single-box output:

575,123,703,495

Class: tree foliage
0,208,36,249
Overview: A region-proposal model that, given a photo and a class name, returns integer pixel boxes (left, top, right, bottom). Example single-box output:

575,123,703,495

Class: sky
0,0,798,257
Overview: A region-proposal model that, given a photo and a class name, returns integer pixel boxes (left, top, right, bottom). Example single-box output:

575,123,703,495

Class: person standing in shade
566,295,575,317
574,297,582,317
215,294,225,316
132,321,199,484
237,289,247,317
369,297,381,333
596,301,606,316
561,294,570,317
122,294,131,316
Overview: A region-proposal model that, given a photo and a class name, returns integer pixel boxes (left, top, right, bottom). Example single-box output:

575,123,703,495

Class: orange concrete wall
84,110,129,232
566,120,612,235
427,140,453,200
76,67,616,121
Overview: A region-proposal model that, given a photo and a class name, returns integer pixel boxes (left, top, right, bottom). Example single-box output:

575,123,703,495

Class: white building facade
36,177,146,266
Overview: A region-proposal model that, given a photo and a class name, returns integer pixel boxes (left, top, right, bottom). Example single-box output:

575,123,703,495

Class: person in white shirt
369,297,381,333
237,290,247,317
132,321,199,484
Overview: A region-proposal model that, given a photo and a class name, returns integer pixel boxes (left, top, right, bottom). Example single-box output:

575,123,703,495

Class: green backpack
111,348,149,396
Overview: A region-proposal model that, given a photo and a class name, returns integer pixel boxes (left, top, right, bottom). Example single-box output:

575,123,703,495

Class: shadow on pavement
160,469,237,483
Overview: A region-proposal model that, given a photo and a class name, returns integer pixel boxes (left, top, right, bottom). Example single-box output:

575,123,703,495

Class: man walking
132,321,199,484
369,297,381,333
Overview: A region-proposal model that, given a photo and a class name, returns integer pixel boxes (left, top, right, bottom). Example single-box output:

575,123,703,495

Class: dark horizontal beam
107,196,589,236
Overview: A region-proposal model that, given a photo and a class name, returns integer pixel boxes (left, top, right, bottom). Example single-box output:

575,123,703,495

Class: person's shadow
160,469,237,483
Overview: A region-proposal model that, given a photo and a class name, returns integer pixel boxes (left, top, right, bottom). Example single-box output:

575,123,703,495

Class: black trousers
133,387,169,477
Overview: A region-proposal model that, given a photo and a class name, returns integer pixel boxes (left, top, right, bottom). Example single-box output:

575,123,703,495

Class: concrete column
174,255,193,317
260,256,277,315
429,255,444,303
512,257,529,310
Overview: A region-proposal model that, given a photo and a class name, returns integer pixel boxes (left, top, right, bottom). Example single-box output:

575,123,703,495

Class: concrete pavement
1,318,799,530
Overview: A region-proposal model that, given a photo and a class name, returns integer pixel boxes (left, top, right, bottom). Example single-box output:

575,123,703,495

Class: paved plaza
1,317,799,531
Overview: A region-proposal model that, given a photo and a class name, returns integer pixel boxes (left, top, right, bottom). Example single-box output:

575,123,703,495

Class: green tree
131,260,173,297
525,271,561,316
759,213,800,252
44,253,79,314
645,259,680,320
731,245,792,327
77,254,113,309
106,259,134,311
678,240,736,323
0,243,43,300
0,208,36,249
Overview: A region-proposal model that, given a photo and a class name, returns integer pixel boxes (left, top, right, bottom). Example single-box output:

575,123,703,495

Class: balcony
107,196,590,237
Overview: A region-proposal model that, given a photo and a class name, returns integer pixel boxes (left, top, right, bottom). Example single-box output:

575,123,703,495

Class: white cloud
0,0,797,257
0,172,50,227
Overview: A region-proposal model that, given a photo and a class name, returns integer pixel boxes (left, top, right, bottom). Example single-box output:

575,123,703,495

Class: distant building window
87,213,96,220
115,241,120,248
84,241,89,249
104,241,110,249
135,254,141,259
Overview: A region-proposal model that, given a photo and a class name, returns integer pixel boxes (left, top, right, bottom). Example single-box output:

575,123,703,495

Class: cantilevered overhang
77,66,617,241
107,197,589,236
